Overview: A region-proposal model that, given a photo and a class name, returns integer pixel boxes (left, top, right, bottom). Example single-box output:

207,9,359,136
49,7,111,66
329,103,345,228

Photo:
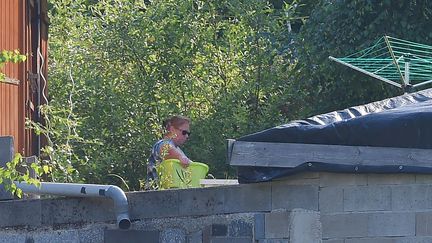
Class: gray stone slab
223,183,271,213
228,219,252,237
416,212,432,236
288,209,321,243
0,199,41,227
264,211,290,239
319,187,343,213
367,174,415,185
271,184,318,211
320,173,367,187
41,197,114,226
254,213,265,240
210,237,252,243
367,212,415,237
343,186,391,212
392,185,432,211
128,189,179,219
178,187,225,216
321,213,368,238
104,229,159,243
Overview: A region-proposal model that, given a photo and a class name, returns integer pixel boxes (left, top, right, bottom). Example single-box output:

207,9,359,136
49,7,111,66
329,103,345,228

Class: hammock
329,36,432,92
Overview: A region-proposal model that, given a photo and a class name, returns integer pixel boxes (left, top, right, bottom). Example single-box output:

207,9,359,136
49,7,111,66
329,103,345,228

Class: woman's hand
180,156,191,168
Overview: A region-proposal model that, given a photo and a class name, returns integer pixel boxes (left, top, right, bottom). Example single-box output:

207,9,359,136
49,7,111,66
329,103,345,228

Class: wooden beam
229,141,432,168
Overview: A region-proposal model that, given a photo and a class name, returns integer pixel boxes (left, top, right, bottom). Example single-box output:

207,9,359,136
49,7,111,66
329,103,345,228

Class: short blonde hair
163,115,191,129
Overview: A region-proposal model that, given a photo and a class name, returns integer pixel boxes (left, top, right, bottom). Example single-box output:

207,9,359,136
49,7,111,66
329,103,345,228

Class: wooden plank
229,141,432,168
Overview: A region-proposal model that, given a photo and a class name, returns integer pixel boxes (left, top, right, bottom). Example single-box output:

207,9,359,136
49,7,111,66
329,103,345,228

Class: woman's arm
160,143,191,167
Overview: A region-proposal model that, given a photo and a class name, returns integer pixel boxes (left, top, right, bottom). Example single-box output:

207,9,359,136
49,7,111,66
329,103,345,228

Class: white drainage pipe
14,182,131,229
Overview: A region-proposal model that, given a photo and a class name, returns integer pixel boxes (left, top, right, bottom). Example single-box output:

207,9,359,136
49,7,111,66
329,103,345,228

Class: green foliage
26,104,91,182
0,154,41,198
47,0,305,189
45,0,432,191
0,50,27,81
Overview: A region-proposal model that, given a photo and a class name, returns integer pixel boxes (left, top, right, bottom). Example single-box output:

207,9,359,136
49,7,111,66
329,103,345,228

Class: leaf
43,165,51,174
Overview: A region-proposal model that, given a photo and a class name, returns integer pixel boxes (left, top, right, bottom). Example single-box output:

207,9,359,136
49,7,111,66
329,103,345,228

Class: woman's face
170,122,190,146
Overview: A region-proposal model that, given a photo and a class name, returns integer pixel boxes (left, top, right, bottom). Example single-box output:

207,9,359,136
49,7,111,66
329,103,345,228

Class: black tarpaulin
235,88,432,183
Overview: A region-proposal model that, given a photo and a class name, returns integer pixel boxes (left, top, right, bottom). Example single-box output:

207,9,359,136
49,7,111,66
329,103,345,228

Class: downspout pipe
14,182,131,229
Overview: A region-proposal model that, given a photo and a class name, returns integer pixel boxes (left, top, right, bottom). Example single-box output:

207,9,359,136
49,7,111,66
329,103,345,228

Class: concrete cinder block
319,187,343,213
391,185,432,211
128,190,179,219
254,213,265,240
178,187,225,216
79,227,105,243
210,237,252,243
161,228,186,243
104,229,159,243
288,209,321,243
416,212,432,236
41,197,114,226
211,224,227,236
203,225,211,243
367,174,415,185
342,237,432,243
321,213,368,238
344,237,397,243
0,136,14,200
415,174,432,184
0,199,42,227
31,229,80,243
322,240,344,243
257,239,289,243
187,230,202,243
271,184,318,211
323,212,414,238
0,233,26,243
343,186,391,212
224,183,271,213
367,212,415,237
228,220,252,237
319,173,367,187
265,210,290,239
392,236,432,242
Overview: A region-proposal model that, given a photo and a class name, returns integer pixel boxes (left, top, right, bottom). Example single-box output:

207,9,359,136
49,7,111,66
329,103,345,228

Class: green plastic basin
157,159,209,189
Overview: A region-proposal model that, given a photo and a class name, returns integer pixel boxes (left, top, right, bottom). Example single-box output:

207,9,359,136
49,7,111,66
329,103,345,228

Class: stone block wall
1,172,432,242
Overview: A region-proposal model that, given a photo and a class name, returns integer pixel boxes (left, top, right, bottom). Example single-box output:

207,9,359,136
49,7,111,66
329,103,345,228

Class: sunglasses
181,130,191,136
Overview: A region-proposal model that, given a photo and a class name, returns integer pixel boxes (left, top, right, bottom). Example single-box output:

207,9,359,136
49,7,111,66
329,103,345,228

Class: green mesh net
329,36,432,91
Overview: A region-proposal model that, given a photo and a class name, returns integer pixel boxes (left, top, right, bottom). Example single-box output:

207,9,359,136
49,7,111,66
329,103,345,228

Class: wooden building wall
0,0,48,156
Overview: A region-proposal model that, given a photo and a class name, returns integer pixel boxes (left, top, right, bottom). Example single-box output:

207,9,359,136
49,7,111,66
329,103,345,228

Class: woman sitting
146,115,192,189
